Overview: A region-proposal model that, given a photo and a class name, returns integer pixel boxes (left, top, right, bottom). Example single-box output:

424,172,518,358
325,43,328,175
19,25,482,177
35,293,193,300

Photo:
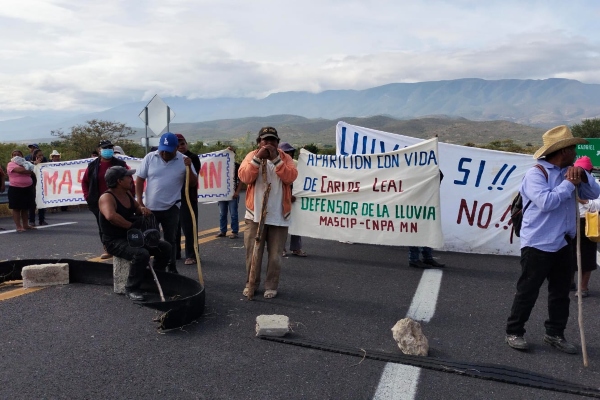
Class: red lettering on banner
76,169,86,194
200,161,223,189
43,171,59,196
44,169,79,195
457,199,492,229
59,171,73,194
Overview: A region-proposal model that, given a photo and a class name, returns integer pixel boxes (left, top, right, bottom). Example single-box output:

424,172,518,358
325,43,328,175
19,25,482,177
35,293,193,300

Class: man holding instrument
239,127,298,299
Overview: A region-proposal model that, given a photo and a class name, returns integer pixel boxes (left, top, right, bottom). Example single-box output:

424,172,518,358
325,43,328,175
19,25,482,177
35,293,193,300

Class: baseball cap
258,126,279,140
278,142,295,152
105,166,136,188
113,145,124,154
158,132,178,152
175,133,186,142
99,139,114,149
28,143,39,149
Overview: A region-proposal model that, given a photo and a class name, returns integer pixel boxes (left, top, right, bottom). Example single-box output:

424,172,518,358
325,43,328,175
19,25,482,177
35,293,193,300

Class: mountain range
1,78,599,143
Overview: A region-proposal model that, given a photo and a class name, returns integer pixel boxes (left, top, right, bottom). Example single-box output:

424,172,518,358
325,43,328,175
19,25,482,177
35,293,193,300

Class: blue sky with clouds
1,0,599,117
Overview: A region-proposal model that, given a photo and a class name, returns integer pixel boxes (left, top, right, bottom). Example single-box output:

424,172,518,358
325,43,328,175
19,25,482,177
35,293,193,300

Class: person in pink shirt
6,150,36,232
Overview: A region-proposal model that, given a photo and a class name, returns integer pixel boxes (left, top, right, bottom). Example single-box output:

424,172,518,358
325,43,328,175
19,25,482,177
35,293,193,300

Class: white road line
406,269,444,323
373,269,444,400
373,363,420,400
0,222,77,234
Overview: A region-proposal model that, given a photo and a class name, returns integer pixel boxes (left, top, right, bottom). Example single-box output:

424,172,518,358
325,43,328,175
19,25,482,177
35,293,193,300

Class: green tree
51,119,136,159
303,143,319,154
571,118,600,138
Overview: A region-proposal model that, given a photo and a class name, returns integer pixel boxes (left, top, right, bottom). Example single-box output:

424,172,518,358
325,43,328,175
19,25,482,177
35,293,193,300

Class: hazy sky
1,0,599,117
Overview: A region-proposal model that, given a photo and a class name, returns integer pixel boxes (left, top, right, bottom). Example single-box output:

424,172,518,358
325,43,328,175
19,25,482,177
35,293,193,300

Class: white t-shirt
246,160,290,227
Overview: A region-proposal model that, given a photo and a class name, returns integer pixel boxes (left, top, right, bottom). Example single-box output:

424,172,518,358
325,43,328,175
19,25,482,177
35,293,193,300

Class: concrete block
21,263,69,288
255,314,290,337
113,256,131,294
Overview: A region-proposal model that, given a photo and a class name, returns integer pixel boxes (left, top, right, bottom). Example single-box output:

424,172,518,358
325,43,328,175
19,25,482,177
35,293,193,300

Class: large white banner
289,139,443,247
336,121,537,256
35,150,236,207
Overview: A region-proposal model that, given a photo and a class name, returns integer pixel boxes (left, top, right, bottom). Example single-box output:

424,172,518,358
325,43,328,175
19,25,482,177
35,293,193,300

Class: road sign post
139,95,176,154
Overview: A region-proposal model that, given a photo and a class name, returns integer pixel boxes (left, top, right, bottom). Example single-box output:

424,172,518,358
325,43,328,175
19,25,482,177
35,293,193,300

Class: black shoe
216,232,226,238
166,266,179,274
409,260,430,269
423,258,445,268
543,334,577,354
126,291,145,301
39,221,48,226
505,334,529,351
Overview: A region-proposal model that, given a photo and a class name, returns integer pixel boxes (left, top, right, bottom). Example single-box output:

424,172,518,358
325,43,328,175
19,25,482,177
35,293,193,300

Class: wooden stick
185,165,204,286
575,188,589,367
247,160,271,301
149,259,165,302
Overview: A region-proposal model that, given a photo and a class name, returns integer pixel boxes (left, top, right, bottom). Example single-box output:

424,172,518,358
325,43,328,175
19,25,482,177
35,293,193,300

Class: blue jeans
408,246,433,262
218,198,239,234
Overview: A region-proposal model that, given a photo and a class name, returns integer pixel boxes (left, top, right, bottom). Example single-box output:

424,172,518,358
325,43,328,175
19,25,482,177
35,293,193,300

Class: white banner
35,150,235,207
290,139,443,247
336,121,537,256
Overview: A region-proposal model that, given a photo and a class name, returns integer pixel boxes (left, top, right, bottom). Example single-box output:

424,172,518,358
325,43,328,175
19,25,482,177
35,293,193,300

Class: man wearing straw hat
505,125,600,353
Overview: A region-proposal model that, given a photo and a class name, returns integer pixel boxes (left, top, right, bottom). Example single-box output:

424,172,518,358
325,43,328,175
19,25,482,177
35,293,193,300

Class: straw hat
533,125,587,159
50,150,61,157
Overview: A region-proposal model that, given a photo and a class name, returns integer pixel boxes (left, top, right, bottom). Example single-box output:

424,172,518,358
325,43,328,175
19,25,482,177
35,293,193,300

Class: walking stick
148,259,166,302
185,165,204,286
575,187,589,367
246,159,271,301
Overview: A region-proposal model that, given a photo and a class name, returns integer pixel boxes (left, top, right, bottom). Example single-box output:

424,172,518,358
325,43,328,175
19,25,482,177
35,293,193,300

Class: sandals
264,289,277,299
184,258,196,265
229,233,239,239
291,250,307,257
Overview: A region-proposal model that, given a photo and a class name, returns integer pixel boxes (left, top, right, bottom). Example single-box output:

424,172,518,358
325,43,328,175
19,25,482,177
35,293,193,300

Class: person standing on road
28,148,48,226
82,140,130,259
99,166,171,301
239,127,298,299
174,133,201,265
505,125,600,354
278,142,306,257
572,156,598,298
216,147,241,240
135,132,198,274
6,150,36,232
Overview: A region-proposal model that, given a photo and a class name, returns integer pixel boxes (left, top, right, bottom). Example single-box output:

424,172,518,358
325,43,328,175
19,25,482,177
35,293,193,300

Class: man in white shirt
135,132,198,273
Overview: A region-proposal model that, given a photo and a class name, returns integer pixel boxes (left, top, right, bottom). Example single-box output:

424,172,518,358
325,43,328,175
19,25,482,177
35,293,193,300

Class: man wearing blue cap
135,132,198,273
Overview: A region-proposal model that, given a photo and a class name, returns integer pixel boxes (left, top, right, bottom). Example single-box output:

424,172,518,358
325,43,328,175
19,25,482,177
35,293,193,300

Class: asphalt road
1,198,600,399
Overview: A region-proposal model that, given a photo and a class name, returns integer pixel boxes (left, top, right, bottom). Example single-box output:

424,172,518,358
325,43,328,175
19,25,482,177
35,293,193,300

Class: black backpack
511,164,548,237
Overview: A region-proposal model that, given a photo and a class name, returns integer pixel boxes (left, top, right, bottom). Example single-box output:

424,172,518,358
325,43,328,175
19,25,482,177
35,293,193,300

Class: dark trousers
177,200,198,259
89,207,103,241
152,205,180,269
29,206,46,224
104,238,171,291
506,244,573,337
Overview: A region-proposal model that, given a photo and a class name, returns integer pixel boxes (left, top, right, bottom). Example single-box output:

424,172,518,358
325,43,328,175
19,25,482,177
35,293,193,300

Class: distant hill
1,77,597,141
166,115,546,147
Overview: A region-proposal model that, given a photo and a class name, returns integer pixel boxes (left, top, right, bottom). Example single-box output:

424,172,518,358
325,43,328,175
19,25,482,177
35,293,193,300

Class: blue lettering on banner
339,126,400,155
